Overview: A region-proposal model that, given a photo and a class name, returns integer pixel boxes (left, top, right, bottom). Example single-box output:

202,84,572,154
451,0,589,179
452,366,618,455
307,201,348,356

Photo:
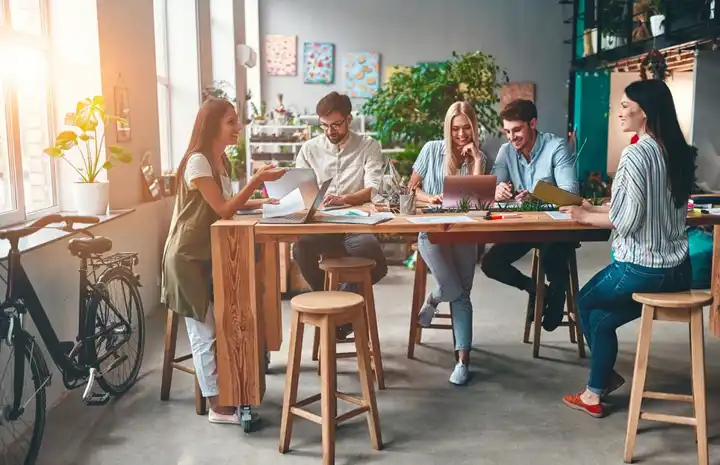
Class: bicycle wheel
85,266,145,396
0,331,48,465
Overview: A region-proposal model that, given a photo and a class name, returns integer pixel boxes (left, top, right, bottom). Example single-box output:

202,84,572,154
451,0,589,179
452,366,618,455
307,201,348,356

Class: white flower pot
73,181,109,216
650,14,665,36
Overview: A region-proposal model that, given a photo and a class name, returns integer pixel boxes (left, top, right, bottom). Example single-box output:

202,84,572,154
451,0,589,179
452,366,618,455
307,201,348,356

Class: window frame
154,0,174,172
0,0,59,228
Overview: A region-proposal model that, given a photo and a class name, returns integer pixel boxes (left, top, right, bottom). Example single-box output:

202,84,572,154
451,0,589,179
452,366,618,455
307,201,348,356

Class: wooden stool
280,291,383,465
407,243,455,359
624,291,712,465
311,257,385,390
523,248,586,359
160,309,207,415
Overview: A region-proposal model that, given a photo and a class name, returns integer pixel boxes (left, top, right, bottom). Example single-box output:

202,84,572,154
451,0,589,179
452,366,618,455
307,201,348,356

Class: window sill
0,209,136,258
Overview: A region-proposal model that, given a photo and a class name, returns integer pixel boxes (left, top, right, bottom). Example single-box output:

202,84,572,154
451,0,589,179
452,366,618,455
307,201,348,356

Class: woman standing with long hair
561,79,696,418
162,98,286,423
407,101,485,385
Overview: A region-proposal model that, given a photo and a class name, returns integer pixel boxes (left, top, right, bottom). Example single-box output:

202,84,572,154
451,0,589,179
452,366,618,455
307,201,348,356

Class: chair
523,248,586,359
624,290,712,465
160,308,207,415
311,257,385,390
280,291,383,465
406,243,455,359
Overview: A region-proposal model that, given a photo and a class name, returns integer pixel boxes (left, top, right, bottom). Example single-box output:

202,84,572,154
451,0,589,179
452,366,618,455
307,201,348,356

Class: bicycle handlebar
0,214,100,242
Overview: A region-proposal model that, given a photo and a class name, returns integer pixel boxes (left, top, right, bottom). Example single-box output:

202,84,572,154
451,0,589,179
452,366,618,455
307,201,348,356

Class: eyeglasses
320,119,346,131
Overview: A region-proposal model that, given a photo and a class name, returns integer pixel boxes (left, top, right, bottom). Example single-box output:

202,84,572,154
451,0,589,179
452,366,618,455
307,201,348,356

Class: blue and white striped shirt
610,134,688,268
412,140,483,195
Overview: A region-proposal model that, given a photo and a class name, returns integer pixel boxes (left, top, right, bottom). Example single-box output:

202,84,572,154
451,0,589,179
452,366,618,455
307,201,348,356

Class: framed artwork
344,52,380,98
303,42,335,84
265,34,297,76
383,65,410,85
114,86,131,142
499,82,536,110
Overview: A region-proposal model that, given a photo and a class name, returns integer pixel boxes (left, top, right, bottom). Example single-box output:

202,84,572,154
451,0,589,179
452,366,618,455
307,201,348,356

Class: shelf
249,125,308,130
249,142,304,146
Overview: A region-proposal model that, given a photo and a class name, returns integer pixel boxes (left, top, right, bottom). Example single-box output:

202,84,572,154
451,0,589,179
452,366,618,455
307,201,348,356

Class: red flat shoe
563,392,604,418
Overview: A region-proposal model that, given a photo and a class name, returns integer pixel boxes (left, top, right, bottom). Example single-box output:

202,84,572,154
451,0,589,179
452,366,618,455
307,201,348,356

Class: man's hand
495,182,513,202
322,194,346,206
515,190,530,202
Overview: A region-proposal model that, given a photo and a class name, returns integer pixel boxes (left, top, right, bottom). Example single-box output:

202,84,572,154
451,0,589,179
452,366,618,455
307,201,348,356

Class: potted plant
44,96,132,215
596,0,632,50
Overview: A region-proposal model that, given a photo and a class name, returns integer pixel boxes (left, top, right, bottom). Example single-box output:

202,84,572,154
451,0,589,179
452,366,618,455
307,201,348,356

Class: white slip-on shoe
448,362,469,386
208,409,241,425
418,301,438,327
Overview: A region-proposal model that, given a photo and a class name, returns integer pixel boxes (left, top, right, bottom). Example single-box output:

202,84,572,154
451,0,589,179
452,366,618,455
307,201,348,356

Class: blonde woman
407,101,484,385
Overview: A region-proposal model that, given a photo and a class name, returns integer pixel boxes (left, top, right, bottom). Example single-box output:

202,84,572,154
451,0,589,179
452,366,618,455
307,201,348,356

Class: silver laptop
259,179,331,224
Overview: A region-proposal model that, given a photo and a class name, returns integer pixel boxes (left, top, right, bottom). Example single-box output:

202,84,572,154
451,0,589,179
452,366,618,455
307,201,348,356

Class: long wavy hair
625,80,697,208
176,97,234,187
443,101,482,176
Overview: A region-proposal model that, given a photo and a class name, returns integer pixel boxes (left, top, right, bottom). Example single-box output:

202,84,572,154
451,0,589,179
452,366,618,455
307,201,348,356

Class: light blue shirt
491,131,578,194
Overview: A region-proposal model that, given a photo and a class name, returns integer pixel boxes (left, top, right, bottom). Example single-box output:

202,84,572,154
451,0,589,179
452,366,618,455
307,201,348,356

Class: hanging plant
639,49,670,81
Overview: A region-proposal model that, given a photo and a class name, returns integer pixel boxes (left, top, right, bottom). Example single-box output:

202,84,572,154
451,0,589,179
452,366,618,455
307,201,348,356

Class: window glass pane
153,0,168,76
16,49,53,213
9,0,43,35
157,82,172,170
0,85,16,214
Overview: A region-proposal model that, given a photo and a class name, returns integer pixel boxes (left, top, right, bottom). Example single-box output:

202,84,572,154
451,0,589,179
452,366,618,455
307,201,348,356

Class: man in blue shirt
480,99,578,332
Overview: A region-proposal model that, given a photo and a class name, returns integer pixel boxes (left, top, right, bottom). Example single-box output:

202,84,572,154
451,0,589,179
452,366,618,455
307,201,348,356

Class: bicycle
0,214,146,465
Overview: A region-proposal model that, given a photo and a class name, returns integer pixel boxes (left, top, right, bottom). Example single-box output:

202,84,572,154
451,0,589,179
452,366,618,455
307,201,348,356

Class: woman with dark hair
162,98,286,424
560,79,697,418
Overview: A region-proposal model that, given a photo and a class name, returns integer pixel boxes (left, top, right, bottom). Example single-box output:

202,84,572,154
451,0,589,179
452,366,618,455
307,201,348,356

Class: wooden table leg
258,241,282,352
211,221,265,406
711,225,720,337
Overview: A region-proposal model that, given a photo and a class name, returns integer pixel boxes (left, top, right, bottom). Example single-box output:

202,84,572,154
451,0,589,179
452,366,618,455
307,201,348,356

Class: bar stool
523,247,586,359
311,257,385,390
160,308,207,415
280,291,383,465
407,243,455,359
624,290,712,465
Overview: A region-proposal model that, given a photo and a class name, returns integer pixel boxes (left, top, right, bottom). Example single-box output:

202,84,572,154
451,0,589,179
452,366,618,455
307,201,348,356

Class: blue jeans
578,257,692,394
417,233,477,351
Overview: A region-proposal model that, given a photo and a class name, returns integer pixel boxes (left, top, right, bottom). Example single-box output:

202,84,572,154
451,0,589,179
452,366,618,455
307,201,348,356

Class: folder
531,180,584,207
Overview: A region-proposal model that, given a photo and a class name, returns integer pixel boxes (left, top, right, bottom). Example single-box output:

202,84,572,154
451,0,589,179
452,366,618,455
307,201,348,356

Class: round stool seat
319,257,376,271
291,291,365,315
633,290,712,308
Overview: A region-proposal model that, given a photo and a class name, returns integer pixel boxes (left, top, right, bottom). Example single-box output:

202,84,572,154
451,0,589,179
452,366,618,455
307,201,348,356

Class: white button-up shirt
295,131,383,197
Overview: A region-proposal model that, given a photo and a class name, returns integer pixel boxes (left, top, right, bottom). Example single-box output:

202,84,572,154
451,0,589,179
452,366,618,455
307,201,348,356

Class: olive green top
161,156,224,322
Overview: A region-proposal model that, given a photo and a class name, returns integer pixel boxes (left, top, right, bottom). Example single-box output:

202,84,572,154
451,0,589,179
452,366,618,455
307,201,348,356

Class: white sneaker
208,409,241,425
418,301,438,327
449,362,469,385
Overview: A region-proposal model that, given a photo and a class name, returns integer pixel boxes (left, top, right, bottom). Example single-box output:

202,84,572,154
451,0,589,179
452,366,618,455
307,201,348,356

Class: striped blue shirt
412,140,483,195
492,131,579,194
610,134,688,268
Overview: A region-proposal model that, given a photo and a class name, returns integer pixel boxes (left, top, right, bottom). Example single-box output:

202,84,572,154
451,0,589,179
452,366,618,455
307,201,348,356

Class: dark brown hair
316,91,352,117
176,97,234,187
499,99,537,123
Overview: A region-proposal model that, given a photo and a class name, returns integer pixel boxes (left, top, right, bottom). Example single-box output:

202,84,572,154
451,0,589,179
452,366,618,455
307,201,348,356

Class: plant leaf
108,145,132,163
44,147,64,158
102,161,113,170
92,95,104,108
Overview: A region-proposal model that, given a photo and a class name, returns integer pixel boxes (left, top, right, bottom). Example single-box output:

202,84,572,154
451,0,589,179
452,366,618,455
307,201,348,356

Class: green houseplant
362,51,508,159
44,95,132,215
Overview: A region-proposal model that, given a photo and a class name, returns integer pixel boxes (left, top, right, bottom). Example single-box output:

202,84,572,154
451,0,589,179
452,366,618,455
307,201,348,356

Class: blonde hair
443,101,482,176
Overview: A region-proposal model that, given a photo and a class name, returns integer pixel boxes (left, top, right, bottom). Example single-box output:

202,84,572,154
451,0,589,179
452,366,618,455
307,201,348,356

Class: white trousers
185,303,218,398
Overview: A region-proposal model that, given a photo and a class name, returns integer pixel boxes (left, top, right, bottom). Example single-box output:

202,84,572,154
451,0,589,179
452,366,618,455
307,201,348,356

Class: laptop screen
306,178,332,218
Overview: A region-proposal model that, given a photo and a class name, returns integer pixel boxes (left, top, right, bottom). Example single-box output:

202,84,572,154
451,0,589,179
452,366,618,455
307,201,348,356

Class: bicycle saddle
68,236,113,256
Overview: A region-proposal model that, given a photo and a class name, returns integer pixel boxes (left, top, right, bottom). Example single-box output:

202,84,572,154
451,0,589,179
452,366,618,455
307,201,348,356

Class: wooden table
210,211,720,407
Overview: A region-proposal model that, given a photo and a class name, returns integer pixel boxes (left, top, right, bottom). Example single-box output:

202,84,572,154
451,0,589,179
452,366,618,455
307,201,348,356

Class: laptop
442,175,497,209
259,178,331,224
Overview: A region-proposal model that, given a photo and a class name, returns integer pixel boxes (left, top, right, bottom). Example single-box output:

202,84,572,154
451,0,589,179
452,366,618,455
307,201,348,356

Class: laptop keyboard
260,212,307,223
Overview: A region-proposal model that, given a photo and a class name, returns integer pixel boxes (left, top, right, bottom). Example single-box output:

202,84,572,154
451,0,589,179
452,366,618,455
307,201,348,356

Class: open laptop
442,175,497,209
259,178,331,224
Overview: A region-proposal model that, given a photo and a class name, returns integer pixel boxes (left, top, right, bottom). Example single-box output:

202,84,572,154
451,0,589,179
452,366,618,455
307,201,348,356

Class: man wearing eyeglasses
293,92,387,337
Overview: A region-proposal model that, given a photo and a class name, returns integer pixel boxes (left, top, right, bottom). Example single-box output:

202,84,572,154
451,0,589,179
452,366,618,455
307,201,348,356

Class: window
0,0,57,227
153,0,173,171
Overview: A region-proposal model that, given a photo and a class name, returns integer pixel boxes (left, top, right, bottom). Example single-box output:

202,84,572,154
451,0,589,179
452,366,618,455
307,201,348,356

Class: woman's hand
253,164,287,183
266,198,280,205
461,143,482,162
581,199,594,211
428,194,443,204
408,171,422,191
560,205,589,223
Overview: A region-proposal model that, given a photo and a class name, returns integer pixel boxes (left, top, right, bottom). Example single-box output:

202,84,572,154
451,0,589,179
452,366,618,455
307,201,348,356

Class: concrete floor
37,242,720,465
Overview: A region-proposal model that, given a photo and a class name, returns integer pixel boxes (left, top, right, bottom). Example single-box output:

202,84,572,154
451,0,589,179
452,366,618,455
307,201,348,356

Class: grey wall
259,0,572,139
693,51,720,192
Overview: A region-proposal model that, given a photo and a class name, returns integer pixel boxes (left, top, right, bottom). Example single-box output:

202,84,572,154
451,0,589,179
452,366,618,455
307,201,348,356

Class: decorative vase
650,14,665,36
73,181,109,216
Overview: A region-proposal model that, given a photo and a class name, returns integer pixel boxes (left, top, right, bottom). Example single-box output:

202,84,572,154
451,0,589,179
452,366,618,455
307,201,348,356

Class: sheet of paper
321,208,370,217
263,168,316,199
235,209,262,215
370,212,396,219
407,216,475,224
545,211,571,220
262,188,305,218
